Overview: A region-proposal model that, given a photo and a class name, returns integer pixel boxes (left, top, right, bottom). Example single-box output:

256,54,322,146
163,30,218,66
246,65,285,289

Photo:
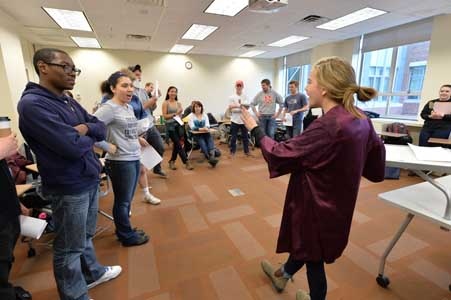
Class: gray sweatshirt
94,101,141,161
251,90,284,115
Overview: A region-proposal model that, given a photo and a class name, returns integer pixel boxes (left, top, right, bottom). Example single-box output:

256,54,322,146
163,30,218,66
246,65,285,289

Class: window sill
371,118,424,128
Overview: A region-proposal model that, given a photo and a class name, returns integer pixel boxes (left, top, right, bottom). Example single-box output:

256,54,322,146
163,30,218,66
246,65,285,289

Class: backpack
383,122,413,145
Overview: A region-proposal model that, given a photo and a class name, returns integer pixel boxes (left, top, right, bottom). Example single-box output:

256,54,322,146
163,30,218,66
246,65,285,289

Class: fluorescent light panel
240,50,266,58
71,37,101,48
169,44,194,54
182,24,218,40
268,35,309,47
43,7,92,31
205,0,248,16
317,7,387,31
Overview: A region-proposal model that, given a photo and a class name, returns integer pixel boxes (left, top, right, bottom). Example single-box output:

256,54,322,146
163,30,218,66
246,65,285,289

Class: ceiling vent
298,15,327,23
241,44,256,48
126,34,152,41
125,0,166,7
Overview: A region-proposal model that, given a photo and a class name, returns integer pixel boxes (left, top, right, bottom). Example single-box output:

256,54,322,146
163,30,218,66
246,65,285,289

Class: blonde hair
119,68,136,82
313,56,377,119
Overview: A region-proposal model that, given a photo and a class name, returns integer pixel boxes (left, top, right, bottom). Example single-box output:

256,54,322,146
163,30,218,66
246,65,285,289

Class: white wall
34,46,276,118
310,38,358,65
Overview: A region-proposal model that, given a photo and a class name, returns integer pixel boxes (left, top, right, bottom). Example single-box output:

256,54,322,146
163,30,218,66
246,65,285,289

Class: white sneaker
144,193,161,205
87,265,122,289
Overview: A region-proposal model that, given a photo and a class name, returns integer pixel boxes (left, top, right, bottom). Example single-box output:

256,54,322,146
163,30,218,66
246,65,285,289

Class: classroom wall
310,38,358,64
32,45,276,118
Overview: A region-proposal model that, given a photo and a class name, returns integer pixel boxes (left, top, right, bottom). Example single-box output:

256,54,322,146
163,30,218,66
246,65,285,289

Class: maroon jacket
257,105,385,263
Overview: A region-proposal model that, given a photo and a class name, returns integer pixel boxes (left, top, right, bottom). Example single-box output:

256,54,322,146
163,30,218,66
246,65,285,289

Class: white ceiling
1,0,450,59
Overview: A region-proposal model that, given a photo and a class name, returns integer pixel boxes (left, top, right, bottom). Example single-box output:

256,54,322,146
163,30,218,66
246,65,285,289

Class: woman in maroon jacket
242,56,386,300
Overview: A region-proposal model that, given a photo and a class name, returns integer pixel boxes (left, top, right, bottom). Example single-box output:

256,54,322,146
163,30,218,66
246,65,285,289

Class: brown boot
185,161,194,170
168,161,177,170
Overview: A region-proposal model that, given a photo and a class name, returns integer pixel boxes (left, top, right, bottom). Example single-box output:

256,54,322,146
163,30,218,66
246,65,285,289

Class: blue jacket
18,82,106,195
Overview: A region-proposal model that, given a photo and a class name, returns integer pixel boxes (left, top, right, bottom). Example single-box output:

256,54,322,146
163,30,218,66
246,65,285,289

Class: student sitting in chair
188,101,219,167
419,84,451,146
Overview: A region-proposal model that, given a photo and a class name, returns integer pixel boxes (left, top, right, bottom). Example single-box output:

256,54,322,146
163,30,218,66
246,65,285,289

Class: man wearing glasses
18,48,121,300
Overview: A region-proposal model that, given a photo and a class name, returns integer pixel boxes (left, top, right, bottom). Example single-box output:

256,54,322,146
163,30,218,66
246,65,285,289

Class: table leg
376,213,414,288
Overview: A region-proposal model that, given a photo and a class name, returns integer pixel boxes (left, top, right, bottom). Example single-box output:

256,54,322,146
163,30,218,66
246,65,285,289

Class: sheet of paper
173,115,184,126
20,215,47,239
408,143,451,162
155,80,160,98
311,108,323,116
283,113,293,126
433,102,451,114
140,145,163,169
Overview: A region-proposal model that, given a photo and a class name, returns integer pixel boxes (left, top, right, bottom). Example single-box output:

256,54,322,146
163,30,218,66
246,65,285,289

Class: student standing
242,57,385,300
251,79,284,138
94,71,150,247
229,80,251,156
162,86,193,170
282,80,309,138
18,48,121,300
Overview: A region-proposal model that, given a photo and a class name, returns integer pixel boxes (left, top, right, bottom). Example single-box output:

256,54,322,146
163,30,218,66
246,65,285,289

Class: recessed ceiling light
169,44,194,54
317,7,387,31
182,24,218,40
43,7,92,31
205,0,248,17
239,50,266,58
268,35,309,47
71,37,101,48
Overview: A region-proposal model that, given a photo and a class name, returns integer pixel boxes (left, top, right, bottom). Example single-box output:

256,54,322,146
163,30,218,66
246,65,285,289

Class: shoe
87,265,122,289
185,161,194,170
261,260,288,293
129,210,132,217
296,290,311,300
229,152,235,159
122,234,149,247
14,286,32,299
144,193,161,205
245,152,253,157
208,156,219,167
153,169,168,178
169,161,177,170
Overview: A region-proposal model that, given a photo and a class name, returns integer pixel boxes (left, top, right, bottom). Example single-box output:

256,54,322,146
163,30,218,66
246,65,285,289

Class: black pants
0,217,20,300
168,129,188,164
284,255,327,300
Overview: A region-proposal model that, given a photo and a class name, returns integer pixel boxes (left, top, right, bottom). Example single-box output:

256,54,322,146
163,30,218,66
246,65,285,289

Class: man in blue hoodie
18,48,121,300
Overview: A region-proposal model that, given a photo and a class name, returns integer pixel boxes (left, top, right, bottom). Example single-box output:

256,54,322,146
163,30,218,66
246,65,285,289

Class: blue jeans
419,128,451,146
194,132,215,158
230,122,249,154
259,115,276,139
286,118,303,138
46,185,106,300
105,160,141,242
146,126,165,173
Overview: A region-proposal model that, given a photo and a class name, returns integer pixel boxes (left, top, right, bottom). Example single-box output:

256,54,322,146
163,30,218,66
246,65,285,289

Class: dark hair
289,80,299,88
105,71,130,96
165,86,178,101
100,80,110,95
441,84,451,89
261,79,271,86
33,48,68,75
129,64,141,72
192,101,204,114
145,82,153,87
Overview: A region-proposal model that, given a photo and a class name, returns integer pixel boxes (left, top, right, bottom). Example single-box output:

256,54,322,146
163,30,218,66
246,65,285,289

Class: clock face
185,61,192,70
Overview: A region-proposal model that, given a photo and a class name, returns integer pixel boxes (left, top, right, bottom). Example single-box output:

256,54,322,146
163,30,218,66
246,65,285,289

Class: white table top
385,144,451,173
379,175,451,228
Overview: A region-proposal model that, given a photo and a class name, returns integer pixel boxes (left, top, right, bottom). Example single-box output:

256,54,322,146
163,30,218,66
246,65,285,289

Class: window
358,41,430,119
285,64,311,96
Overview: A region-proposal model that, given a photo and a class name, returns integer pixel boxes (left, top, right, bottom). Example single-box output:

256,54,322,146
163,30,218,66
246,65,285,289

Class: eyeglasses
45,62,81,76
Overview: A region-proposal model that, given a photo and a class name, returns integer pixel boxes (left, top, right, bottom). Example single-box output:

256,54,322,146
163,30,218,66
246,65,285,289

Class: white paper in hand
283,113,293,126
173,115,184,126
140,145,163,169
20,215,47,239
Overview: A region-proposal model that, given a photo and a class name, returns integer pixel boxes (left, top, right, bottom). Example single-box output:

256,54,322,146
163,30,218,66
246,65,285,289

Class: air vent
299,15,326,23
241,44,256,48
126,34,151,41
125,0,166,7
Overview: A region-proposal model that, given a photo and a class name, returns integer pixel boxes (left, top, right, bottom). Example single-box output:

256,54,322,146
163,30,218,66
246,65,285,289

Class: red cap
235,80,244,87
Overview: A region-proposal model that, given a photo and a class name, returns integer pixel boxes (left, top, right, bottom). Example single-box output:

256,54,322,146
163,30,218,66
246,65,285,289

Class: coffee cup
0,116,11,138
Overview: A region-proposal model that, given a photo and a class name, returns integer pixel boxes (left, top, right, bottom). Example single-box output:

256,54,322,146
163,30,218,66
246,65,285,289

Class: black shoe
153,169,168,178
15,286,32,300
208,157,219,167
121,234,149,247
